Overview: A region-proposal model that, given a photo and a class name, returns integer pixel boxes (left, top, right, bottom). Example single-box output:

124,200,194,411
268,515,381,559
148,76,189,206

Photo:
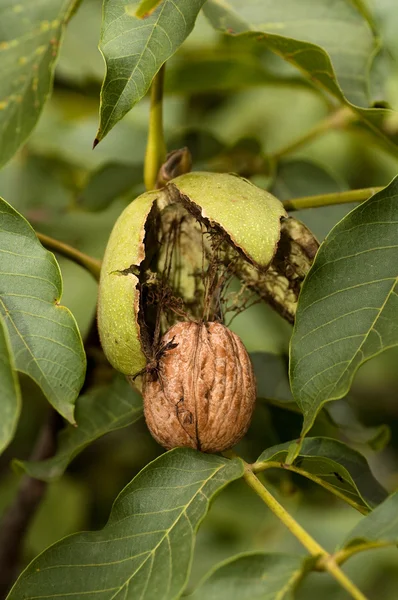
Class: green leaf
368,0,398,110
7,450,244,600
96,0,206,143
342,492,398,548
188,552,306,600
256,437,387,510
0,0,77,169
203,0,373,106
290,177,398,436
203,0,398,151
0,197,86,423
0,317,21,455
16,374,143,481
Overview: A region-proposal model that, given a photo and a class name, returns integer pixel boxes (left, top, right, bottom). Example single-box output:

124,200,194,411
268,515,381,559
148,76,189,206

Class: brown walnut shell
143,321,256,453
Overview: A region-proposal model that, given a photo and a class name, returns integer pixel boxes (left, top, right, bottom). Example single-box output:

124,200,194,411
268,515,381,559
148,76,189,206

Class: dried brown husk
224,217,320,323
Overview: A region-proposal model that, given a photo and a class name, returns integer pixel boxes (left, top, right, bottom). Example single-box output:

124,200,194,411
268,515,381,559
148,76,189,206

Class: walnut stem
252,460,368,515
332,541,391,566
283,187,383,212
144,64,167,191
240,461,368,600
0,410,62,597
271,107,354,161
36,232,101,281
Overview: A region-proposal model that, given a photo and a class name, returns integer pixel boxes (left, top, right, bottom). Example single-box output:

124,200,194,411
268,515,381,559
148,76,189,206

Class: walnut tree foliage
1,1,398,599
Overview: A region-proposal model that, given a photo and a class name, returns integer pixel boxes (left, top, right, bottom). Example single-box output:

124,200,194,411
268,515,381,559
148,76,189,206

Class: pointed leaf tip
98,0,206,140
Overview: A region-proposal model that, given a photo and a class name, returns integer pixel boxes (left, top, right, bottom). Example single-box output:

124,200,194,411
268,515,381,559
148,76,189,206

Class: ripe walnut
143,321,256,453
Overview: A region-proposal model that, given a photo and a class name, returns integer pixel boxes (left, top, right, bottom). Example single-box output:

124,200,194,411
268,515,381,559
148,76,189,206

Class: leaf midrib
100,0,169,137
323,276,397,404
107,463,225,600
0,297,75,404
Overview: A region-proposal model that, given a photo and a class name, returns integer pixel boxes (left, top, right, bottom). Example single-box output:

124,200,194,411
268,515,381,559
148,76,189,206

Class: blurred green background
1,1,398,598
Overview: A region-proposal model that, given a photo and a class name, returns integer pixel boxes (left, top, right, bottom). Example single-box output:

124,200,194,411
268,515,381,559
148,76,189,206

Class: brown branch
0,410,62,598
0,313,110,599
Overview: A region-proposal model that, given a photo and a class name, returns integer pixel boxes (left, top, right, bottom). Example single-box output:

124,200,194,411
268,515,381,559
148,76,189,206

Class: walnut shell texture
143,321,256,453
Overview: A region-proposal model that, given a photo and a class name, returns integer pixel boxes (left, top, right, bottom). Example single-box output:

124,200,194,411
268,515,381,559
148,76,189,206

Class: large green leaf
16,374,143,481
0,317,21,455
0,0,78,169
203,0,398,151
255,437,387,510
204,0,374,106
188,552,306,600
96,0,206,143
342,492,398,548
7,450,244,600
290,178,398,436
0,197,86,422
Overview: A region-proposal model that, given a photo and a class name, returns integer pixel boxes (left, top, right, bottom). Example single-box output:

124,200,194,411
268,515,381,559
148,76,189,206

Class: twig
333,541,391,566
241,461,368,600
0,315,105,598
144,64,167,191
271,107,354,161
283,187,383,212
0,411,62,599
252,460,369,515
36,232,101,281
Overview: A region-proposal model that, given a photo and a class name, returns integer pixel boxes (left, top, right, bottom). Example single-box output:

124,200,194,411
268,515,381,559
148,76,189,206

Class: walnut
143,321,256,453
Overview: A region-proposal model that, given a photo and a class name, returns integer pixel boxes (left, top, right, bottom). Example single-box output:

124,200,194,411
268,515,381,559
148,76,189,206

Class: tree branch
0,317,105,598
0,410,63,598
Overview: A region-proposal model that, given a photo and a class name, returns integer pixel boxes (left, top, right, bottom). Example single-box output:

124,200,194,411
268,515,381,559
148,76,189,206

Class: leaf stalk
252,460,369,515
272,107,354,161
333,541,391,565
144,64,167,191
283,186,383,212
242,462,369,600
